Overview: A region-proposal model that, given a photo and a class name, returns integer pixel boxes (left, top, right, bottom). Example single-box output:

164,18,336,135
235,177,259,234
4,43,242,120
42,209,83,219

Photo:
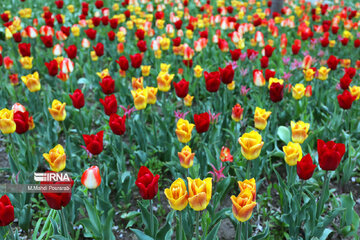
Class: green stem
246,160,251,179
60,208,70,239
8,224,15,240
195,211,200,240
236,221,242,240
150,199,154,237
179,211,183,240
245,221,248,240
316,171,329,219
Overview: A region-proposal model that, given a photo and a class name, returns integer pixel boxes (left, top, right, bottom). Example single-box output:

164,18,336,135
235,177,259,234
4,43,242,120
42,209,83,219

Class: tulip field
1,0,360,239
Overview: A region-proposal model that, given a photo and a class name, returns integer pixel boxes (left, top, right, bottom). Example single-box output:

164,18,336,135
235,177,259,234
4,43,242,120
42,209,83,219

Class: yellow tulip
231,189,257,222
238,178,256,201
164,178,188,211
48,100,66,121
318,67,331,81
96,69,110,79
254,107,271,130
178,146,195,169
187,177,212,211
184,94,194,107
19,56,33,70
146,87,158,104
290,121,310,144
349,86,360,100
141,65,151,77
282,142,302,166
21,72,41,92
238,130,264,160
0,109,16,134
157,72,174,92
175,119,194,143
227,81,235,90
194,65,203,78
131,88,148,110
132,77,144,90
292,84,305,100
43,144,66,172
303,68,315,81
160,63,171,73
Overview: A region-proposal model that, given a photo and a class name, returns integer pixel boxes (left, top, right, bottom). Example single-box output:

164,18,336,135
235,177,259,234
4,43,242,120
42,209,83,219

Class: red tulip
81,166,102,189
83,131,104,155
264,45,275,58
194,112,210,133
13,32,22,42
84,29,97,40
264,69,276,81
297,154,316,180
69,89,85,109
317,139,345,171
320,37,329,47
204,71,221,92
172,37,181,46
337,90,356,110
61,26,71,36
108,31,115,41
99,94,117,116
1,13,9,22
344,67,356,79
0,195,14,226
137,40,147,52
41,172,74,210
135,166,160,200
109,113,126,135
130,53,142,68
102,16,109,25
116,56,129,71
327,55,339,70
260,56,269,68
93,43,104,56
41,35,53,48
14,111,29,134
65,45,77,59
109,18,118,29
291,44,300,55
354,39,360,48
18,43,31,57
219,65,234,84
174,20,182,30
173,79,189,98
45,60,59,76
269,82,284,103
95,0,103,9
135,29,145,40
230,49,241,61
55,0,64,8
340,74,352,90
99,76,115,94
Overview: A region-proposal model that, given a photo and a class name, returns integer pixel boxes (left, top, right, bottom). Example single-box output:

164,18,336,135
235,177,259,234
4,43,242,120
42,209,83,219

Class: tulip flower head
254,107,271,130
297,154,316,180
238,131,264,160
48,100,66,121
0,108,16,134
81,166,102,189
0,195,15,226
291,121,310,144
135,166,160,200
317,139,345,171
175,118,195,143
283,142,302,166
187,177,212,211
231,188,256,222
43,144,66,172
164,178,188,211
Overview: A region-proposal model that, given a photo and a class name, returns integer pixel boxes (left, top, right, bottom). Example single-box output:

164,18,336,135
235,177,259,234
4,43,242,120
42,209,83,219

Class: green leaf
49,235,68,240
103,208,115,240
277,126,290,144
130,229,154,240
76,219,101,237
204,221,221,240
84,199,102,235
32,218,43,240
